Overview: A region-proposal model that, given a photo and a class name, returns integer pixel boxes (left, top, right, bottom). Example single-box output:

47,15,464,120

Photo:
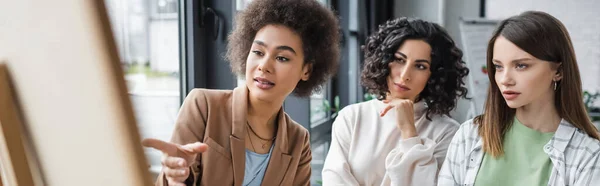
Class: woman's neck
247,95,283,135
515,97,561,133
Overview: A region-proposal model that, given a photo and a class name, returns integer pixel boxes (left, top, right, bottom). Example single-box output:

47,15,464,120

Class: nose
398,64,411,82
257,56,274,74
497,69,514,87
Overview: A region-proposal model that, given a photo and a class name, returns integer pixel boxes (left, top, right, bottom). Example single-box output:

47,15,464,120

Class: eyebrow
253,40,297,55
395,52,431,64
492,58,533,63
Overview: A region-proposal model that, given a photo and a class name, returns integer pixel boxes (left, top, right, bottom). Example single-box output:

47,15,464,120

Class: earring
554,81,557,91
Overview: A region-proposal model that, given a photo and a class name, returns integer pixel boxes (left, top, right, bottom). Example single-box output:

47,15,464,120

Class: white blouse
322,99,459,186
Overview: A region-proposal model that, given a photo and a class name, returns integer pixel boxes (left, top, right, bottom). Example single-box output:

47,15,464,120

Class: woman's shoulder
428,114,461,130
330,100,382,130
570,128,600,151
458,118,480,133
448,118,482,146
177,89,235,122
337,99,381,117
187,88,233,101
280,113,310,143
562,122,600,163
182,88,235,109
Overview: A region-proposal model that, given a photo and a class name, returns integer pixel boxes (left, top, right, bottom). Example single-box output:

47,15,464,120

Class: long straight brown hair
476,11,600,157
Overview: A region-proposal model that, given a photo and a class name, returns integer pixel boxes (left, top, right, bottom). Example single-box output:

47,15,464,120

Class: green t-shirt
474,117,555,186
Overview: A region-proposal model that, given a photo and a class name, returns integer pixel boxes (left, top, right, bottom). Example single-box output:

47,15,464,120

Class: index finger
142,138,179,156
380,104,394,117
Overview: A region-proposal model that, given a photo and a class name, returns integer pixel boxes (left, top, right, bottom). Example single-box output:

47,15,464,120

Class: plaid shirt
438,119,600,186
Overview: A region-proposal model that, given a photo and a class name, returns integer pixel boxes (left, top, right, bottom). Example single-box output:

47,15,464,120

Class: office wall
394,0,442,24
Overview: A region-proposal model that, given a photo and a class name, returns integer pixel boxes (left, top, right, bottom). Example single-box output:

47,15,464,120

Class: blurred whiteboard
459,18,499,118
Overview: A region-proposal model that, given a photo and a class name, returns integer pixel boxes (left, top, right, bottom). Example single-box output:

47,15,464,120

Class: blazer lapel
262,109,292,186
230,86,248,186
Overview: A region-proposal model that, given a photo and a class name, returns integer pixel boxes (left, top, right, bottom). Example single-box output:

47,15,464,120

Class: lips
502,90,521,100
254,77,275,90
393,83,411,92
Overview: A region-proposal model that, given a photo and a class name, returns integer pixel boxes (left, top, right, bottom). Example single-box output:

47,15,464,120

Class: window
104,0,181,180
310,89,329,124
150,0,178,19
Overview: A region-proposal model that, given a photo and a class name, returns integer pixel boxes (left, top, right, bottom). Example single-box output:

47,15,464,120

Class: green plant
333,95,339,114
124,62,170,77
584,91,600,122
319,95,340,113
311,95,341,119
584,91,599,110
364,93,377,101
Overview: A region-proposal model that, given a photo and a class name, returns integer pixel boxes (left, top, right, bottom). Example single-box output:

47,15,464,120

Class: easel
0,63,39,185
0,0,153,184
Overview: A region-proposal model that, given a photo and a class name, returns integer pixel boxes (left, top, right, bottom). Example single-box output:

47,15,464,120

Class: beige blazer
156,86,312,186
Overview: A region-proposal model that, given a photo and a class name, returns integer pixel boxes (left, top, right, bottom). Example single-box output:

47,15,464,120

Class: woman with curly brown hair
141,0,340,185
322,17,469,186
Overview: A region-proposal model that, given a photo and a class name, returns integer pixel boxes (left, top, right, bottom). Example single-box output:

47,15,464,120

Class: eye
276,56,289,62
416,64,428,70
252,50,264,56
516,63,528,69
494,64,503,70
393,57,405,63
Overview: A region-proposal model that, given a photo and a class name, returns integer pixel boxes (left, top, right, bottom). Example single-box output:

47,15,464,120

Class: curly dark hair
226,0,340,97
360,17,469,119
